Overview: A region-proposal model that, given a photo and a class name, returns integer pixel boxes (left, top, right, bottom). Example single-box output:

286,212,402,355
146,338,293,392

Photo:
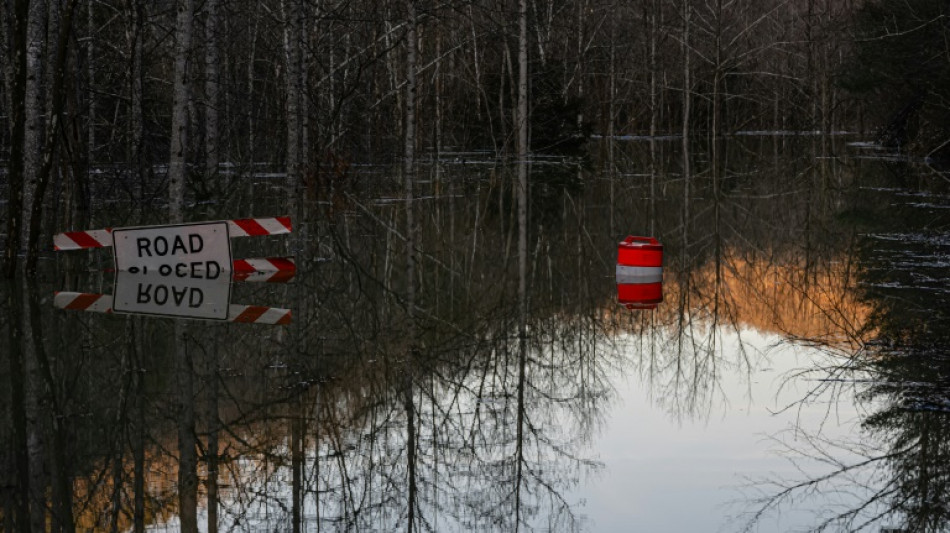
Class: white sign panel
113,222,232,275
113,271,232,320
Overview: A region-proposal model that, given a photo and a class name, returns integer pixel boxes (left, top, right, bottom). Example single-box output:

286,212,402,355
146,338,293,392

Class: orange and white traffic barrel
616,236,663,310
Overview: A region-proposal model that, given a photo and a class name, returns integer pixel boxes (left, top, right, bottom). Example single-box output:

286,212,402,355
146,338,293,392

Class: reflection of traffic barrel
617,236,663,267
617,236,663,310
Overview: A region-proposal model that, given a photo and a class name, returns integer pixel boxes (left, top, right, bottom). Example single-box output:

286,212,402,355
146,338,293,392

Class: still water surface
2,136,947,532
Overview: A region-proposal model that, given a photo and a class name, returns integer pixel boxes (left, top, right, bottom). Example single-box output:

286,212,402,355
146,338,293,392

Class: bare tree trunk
403,4,419,533
3,0,30,279
681,0,691,247
0,0,11,116
169,10,198,524
649,0,658,235
405,0,418,325
126,0,145,200
168,0,195,223
434,29,443,193
132,319,145,533
21,0,47,253
204,0,220,183
607,3,615,235
516,0,529,514
517,0,529,329
404,377,417,533
711,0,722,204
86,0,96,182
205,334,220,533
6,278,30,532
246,3,260,163
404,5,419,528
26,0,79,273
176,323,198,533
281,0,304,216
291,407,303,533
25,279,74,533
575,0,585,129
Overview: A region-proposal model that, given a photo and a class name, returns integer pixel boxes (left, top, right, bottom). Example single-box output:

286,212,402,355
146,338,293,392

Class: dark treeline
3,0,946,275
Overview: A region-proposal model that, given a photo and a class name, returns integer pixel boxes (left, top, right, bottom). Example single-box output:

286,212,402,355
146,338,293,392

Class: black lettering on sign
159,264,172,276
137,238,152,257
176,263,188,277
206,261,221,280
154,285,169,305
137,284,152,304
189,288,204,308
172,285,188,305
133,283,207,310
154,236,169,256
189,234,203,253
171,235,188,254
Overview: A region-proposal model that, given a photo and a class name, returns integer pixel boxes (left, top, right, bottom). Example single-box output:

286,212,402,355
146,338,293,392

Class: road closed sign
113,271,232,320
112,222,232,276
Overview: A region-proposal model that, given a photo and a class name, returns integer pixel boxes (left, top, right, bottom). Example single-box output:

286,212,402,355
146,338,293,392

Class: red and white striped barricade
53,217,293,251
232,257,297,282
53,218,295,322
54,291,292,324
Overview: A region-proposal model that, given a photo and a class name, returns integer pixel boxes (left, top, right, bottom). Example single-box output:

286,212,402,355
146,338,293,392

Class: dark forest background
2,0,949,274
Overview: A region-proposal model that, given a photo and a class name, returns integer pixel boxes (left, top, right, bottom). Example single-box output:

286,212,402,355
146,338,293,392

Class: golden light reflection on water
609,251,871,350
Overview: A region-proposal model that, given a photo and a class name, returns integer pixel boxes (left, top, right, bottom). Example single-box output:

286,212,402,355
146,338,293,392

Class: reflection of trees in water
0,137,881,530
604,136,866,423
741,166,950,532
1,160,618,531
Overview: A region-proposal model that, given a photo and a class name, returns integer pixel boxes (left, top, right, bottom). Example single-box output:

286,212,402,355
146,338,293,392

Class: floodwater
2,135,949,532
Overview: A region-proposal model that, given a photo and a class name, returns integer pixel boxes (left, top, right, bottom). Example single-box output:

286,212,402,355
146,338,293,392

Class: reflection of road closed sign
113,272,232,320
112,222,232,275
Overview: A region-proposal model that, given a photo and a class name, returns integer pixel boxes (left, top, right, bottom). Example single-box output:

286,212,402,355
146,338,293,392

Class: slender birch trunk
168,1,198,530
282,0,304,216
21,0,47,253
168,0,194,224
246,3,260,163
